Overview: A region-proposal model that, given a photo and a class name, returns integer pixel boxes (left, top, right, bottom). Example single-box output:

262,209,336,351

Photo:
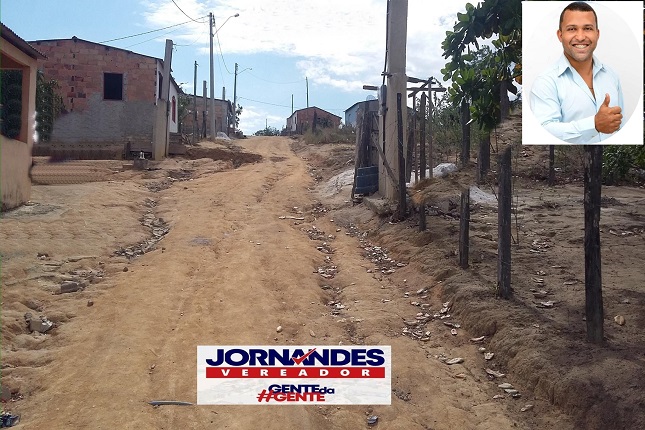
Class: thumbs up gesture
594,93,622,134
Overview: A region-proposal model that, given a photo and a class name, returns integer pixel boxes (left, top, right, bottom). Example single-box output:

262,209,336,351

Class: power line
99,17,207,43
238,96,292,108
212,17,232,74
170,0,203,23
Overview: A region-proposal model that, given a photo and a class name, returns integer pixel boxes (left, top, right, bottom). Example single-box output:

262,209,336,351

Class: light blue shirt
530,54,624,143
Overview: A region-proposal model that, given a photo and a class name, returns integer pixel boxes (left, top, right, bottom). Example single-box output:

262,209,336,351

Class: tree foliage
603,145,645,183
35,70,64,142
441,0,521,133
254,126,280,136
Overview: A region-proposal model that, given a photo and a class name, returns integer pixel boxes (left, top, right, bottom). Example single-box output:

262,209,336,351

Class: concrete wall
181,95,231,136
1,34,38,209
33,39,160,146
1,137,32,210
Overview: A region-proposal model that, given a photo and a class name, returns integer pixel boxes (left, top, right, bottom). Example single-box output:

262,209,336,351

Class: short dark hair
560,2,598,29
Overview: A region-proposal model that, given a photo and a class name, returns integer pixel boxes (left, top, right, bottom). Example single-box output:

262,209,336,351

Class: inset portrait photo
522,1,643,145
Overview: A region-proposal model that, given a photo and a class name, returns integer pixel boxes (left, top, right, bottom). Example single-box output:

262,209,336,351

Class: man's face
557,10,599,64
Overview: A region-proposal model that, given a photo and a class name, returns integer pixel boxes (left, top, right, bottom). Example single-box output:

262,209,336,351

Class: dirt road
1,136,573,429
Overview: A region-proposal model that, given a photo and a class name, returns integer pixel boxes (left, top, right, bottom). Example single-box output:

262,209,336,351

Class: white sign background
197,345,392,405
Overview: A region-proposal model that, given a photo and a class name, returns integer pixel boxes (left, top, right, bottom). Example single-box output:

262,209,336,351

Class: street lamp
209,12,239,139
233,63,252,130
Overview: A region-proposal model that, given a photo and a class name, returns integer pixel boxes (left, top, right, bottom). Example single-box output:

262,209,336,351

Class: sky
1,0,472,135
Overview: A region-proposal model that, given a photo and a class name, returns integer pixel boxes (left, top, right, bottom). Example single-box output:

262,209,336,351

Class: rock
0,386,12,402
485,369,505,378
87,300,94,307
309,330,316,338
276,326,283,333
60,280,83,294
470,336,485,342
367,415,378,425
484,352,495,361
521,404,534,412
504,389,519,395
450,329,458,336
614,315,626,326
493,394,505,399
29,316,53,333
123,267,129,272
445,357,464,365
498,383,514,389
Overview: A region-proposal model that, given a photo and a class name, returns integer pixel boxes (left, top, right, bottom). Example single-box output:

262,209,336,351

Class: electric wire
170,0,204,23
245,71,306,85
99,17,207,43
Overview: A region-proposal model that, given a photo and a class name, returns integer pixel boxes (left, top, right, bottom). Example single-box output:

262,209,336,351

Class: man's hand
595,93,622,134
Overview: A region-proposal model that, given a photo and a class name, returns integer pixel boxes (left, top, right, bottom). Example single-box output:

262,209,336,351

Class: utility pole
233,62,238,129
379,0,408,201
209,12,216,139
306,77,309,108
291,94,294,115
193,61,197,144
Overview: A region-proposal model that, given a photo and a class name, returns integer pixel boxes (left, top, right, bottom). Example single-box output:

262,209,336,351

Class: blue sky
1,0,469,135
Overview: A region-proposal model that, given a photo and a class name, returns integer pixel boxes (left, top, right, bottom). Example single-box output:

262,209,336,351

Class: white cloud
142,0,468,90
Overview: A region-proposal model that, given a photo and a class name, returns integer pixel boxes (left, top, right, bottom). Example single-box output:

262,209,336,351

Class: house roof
1,23,46,59
29,36,163,62
344,99,378,113
288,106,342,121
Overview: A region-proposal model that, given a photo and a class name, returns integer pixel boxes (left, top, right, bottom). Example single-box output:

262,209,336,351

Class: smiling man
530,1,624,144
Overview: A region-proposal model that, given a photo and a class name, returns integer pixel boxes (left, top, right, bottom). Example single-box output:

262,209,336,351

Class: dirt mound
184,146,262,167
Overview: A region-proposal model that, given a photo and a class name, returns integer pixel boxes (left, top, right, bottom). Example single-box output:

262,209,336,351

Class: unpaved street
2,136,574,429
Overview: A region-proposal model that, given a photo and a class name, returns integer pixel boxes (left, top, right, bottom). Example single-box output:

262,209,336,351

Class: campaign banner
197,345,391,405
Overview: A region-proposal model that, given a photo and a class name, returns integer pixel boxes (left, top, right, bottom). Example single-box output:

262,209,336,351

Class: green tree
35,70,64,142
254,126,280,136
441,0,522,167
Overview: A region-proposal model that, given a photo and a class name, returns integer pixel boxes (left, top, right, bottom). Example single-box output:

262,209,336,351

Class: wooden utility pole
396,93,407,219
202,81,207,138
584,145,603,344
459,187,470,269
419,93,427,231
306,77,309,108
497,146,512,299
193,61,197,144
209,12,216,139
548,146,555,186
460,99,471,167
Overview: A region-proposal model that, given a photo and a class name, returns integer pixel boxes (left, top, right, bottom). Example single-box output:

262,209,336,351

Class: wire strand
170,0,202,23
99,17,207,43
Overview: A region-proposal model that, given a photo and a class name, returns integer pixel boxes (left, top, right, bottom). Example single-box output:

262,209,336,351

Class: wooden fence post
497,146,512,299
584,145,603,344
478,133,491,183
548,145,555,186
419,94,427,231
459,187,470,269
460,99,471,167
396,93,407,220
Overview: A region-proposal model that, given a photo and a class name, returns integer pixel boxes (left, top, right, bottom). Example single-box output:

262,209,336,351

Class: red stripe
206,367,385,378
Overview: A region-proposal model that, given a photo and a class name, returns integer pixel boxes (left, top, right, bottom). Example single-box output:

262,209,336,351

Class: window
171,96,176,122
104,73,123,100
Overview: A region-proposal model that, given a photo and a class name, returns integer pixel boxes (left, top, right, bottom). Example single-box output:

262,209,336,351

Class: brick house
181,94,233,138
1,23,45,209
30,37,179,158
286,106,341,134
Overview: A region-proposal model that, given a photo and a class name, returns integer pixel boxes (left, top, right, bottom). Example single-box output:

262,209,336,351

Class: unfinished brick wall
181,95,232,136
288,107,342,133
31,38,161,148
